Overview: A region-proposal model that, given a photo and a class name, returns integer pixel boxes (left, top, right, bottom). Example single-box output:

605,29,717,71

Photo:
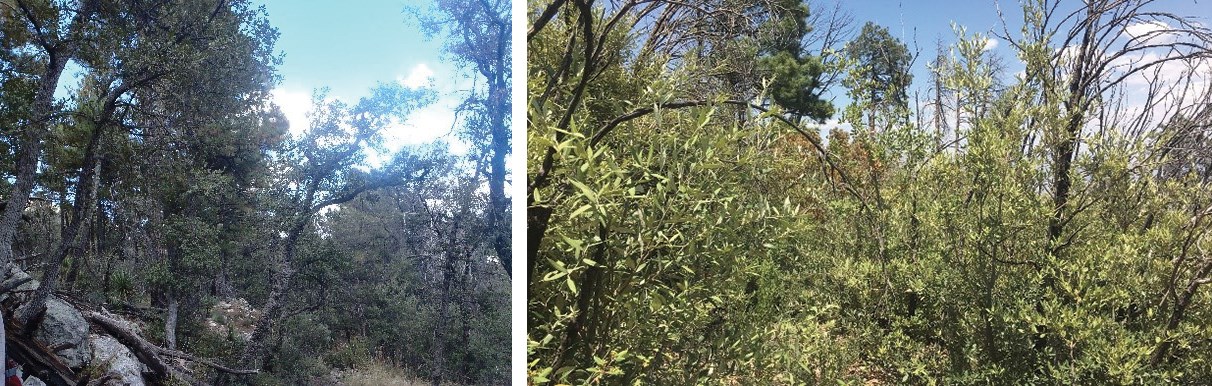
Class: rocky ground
2,264,252,386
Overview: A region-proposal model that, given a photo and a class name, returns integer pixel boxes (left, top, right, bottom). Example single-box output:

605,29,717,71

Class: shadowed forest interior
0,0,510,385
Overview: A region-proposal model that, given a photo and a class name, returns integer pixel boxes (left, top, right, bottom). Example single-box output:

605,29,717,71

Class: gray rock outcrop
4,264,39,292
31,296,91,369
89,334,147,386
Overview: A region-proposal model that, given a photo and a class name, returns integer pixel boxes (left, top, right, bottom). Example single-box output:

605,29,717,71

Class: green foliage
528,3,845,382
751,0,833,121
327,336,374,370
3,1,506,385
761,51,833,121
842,21,913,130
264,315,336,384
529,0,1212,384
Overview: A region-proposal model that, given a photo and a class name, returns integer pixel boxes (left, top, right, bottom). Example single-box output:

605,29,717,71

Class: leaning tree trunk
215,238,298,386
233,215,307,371
17,124,104,326
0,56,70,267
222,182,318,386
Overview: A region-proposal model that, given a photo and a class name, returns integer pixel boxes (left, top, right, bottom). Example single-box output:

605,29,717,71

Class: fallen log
157,349,258,375
83,311,258,384
82,312,170,383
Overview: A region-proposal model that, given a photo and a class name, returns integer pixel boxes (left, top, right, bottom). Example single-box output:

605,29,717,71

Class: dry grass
332,361,453,386
206,298,261,341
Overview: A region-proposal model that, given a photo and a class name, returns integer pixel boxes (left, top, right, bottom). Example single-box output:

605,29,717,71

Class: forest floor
332,360,437,386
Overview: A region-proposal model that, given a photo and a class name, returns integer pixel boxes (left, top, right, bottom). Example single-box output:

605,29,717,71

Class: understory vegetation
527,0,1212,383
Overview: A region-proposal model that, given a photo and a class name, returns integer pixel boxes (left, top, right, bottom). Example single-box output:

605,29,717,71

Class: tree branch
587,99,871,212
310,168,431,213
528,0,569,41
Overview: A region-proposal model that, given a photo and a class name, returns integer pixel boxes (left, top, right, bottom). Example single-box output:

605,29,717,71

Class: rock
89,334,146,386
208,298,260,342
0,264,39,303
32,296,91,369
4,264,39,291
23,375,46,386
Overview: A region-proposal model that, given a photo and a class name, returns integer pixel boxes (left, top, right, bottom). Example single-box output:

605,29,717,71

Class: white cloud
368,91,468,166
382,101,456,145
271,88,313,136
1124,21,1174,43
1107,50,1211,133
982,38,1000,52
398,63,435,89
273,62,476,168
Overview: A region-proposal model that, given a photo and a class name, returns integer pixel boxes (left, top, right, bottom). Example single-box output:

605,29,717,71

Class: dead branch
84,310,259,385
84,311,171,381
4,317,77,385
158,348,259,375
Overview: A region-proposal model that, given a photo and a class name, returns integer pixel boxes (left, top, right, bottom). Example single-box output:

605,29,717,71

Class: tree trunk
553,224,607,376
933,44,946,145
458,256,478,380
867,107,875,133
212,245,238,298
1,267,7,367
1048,5,1098,257
233,221,303,371
431,255,453,386
0,62,67,268
165,296,179,350
65,192,104,291
17,125,104,326
233,266,291,371
489,114,510,277
213,270,235,299
486,11,511,278
0,1,98,268
954,92,961,152
1150,264,1210,365
227,182,315,383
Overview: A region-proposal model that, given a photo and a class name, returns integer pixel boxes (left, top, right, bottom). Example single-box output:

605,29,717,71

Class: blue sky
816,0,1211,130
252,0,467,154
833,0,1208,78
817,1,1013,112
841,0,1005,46
811,0,1013,130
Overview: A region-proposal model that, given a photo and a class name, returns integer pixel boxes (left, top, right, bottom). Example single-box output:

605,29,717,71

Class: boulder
89,334,146,386
32,296,91,369
23,375,46,386
0,265,39,303
4,264,39,291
